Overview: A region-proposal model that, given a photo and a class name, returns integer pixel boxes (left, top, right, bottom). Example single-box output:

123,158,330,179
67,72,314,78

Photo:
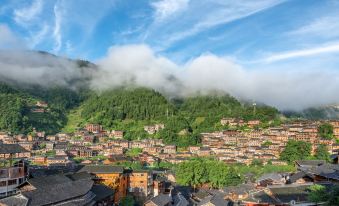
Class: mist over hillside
0,50,96,90
284,105,339,120
1,47,339,112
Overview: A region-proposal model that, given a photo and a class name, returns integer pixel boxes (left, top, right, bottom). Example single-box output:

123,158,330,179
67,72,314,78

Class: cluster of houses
1,119,339,168
200,119,339,165
188,160,339,206
0,143,177,205
0,118,339,205
1,143,338,206
30,101,49,113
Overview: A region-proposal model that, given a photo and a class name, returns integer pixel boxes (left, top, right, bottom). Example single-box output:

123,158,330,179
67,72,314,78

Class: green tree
120,195,135,206
308,185,339,206
251,159,264,166
81,88,175,126
261,141,272,147
175,159,208,189
308,184,328,203
280,140,312,164
0,94,26,133
125,148,142,157
327,186,339,206
39,143,46,149
176,159,243,189
314,144,331,162
318,123,334,139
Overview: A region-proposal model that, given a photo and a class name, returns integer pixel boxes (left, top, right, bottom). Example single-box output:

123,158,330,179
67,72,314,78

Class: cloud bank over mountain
94,44,339,110
0,50,94,89
1,44,337,111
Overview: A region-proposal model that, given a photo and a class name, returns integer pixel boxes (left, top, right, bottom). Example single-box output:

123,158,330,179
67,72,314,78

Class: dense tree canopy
0,94,26,132
0,82,81,134
315,144,331,162
0,83,280,140
178,95,279,122
280,140,312,163
175,158,295,189
175,159,243,189
120,195,136,206
308,184,328,203
318,123,334,139
81,88,175,127
308,185,339,206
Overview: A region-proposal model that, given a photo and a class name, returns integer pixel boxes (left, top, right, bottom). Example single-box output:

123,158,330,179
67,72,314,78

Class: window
8,179,17,185
140,181,144,183
0,181,6,187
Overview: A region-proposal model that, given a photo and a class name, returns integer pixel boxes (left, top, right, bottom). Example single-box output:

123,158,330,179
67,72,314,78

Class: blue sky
1,0,339,109
1,0,339,66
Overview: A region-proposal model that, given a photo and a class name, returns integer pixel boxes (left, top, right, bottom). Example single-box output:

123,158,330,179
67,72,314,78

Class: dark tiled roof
243,190,280,204
173,193,189,206
147,194,172,206
0,194,29,206
269,185,310,203
67,171,92,181
0,144,28,154
78,165,124,174
196,196,212,206
288,171,313,183
91,184,115,201
197,195,230,206
314,164,339,180
210,195,230,206
27,174,72,188
257,173,283,182
295,160,326,167
23,178,94,206
29,165,81,178
223,183,255,194
193,191,211,200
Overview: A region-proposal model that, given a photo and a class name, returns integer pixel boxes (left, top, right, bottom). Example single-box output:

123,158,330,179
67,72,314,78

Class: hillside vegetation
0,82,280,146
0,82,82,134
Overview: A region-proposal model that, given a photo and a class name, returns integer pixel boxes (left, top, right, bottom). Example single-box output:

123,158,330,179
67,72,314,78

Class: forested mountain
0,51,307,145
284,105,339,120
81,88,175,127
0,80,281,146
0,82,83,134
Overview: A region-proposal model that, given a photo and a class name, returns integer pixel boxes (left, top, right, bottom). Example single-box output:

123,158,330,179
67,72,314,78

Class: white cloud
263,42,339,62
0,43,338,110
53,2,62,53
49,0,115,54
151,0,190,21
94,44,339,110
11,0,51,49
288,11,339,39
94,44,181,94
146,0,285,50
28,24,49,48
13,0,43,27
0,24,24,49
0,50,94,88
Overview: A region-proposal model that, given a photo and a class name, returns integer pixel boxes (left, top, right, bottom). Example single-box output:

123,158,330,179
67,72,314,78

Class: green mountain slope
0,82,83,134
0,81,281,143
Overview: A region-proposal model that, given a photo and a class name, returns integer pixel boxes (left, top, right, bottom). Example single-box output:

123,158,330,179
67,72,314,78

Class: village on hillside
0,112,339,206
